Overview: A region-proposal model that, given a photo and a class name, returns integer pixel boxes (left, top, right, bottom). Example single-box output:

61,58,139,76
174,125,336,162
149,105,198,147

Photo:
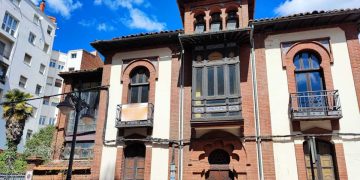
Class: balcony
289,90,342,120
0,49,10,62
116,103,154,128
192,96,243,125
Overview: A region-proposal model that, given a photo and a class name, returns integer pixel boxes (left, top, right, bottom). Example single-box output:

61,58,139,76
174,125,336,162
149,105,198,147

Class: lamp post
57,90,94,180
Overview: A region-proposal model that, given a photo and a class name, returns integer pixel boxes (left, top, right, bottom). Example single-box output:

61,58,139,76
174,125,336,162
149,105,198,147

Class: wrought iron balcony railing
289,90,342,120
192,96,243,123
116,103,154,128
61,147,94,160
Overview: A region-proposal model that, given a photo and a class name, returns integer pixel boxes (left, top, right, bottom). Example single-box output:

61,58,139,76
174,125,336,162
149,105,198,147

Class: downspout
250,23,264,180
177,34,185,180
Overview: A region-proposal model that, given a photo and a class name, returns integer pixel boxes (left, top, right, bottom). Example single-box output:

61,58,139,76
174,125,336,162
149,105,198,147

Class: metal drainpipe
178,34,185,180
250,23,264,180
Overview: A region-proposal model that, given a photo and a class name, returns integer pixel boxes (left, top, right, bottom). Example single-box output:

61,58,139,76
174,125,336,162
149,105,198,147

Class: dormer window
195,14,205,33
227,10,239,30
210,13,222,32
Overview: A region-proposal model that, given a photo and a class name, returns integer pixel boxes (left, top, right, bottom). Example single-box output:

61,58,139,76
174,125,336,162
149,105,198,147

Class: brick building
32,0,360,179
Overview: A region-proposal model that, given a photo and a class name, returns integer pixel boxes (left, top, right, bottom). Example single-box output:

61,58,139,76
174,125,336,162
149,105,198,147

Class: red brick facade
30,1,360,179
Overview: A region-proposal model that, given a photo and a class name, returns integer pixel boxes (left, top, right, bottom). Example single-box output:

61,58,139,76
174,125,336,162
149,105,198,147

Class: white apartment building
0,0,56,151
38,49,91,130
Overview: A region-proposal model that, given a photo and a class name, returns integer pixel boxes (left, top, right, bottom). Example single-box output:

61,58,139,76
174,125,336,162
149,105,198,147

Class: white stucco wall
99,48,172,180
265,27,360,180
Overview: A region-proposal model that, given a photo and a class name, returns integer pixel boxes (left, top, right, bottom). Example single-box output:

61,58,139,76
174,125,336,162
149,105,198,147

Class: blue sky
33,0,360,53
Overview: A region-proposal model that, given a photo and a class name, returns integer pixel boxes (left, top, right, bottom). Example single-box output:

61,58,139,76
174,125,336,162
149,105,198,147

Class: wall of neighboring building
81,50,104,70
99,47,172,180
65,50,83,71
0,0,56,151
264,27,360,180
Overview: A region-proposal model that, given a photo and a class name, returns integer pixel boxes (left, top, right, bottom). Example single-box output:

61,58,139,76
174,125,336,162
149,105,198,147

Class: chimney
39,0,46,12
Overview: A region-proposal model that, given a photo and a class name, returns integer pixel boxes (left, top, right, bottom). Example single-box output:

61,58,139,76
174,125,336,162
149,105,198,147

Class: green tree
0,150,27,174
24,126,56,162
2,89,33,152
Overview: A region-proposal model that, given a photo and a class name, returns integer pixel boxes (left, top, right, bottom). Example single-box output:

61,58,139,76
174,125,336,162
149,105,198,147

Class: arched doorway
206,149,234,180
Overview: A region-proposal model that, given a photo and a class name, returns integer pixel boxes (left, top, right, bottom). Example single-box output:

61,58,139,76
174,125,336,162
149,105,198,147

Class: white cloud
78,19,96,27
94,0,165,31
275,0,360,16
122,8,166,31
97,23,116,31
33,0,82,18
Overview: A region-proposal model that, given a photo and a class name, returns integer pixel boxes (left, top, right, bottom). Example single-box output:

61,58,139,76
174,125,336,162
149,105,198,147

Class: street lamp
57,91,95,180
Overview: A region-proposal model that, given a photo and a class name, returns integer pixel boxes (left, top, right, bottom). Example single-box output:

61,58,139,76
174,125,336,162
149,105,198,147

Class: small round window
208,51,223,61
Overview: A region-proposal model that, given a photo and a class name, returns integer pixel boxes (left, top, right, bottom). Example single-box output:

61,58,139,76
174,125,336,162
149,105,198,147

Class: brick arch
190,131,247,177
191,8,207,32
208,5,223,14
121,59,156,105
283,41,335,94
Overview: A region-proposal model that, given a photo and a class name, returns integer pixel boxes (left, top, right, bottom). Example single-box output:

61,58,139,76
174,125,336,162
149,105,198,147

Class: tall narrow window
294,52,325,110
227,10,239,30
304,139,338,180
129,67,149,103
124,143,145,180
210,12,222,32
195,14,205,33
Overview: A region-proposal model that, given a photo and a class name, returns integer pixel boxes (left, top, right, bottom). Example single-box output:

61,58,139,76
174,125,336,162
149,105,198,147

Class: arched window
294,52,326,110
208,149,230,164
294,51,324,92
124,143,146,180
210,12,222,32
195,14,205,33
303,139,338,180
129,67,149,103
227,10,239,30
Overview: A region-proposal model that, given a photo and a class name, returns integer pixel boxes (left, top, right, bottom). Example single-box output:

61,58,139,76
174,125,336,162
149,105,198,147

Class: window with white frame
49,60,56,68
71,53,77,59
39,64,46,74
47,26,53,35
28,32,36,44
26,129,33,140
58,64,64,70
35,84,42,95
32,107,37,117
43,43,49,53
24,53,32,66
55,78,62,87
43,97,49,105
19,75,27,88
2,12,19,36
39,116,46,125
0,62,8,83
33,14,40,25
46,77,53,85
49,117,56,126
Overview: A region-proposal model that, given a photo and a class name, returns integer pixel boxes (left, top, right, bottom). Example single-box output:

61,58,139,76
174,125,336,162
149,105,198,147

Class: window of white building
47,26,53,35
39,64,46,74
18,75,27,88
71,53,77,59
35,84,42,95
24,53,32,66
49,60,56,68
33,14,40,25
43,43,49,53
28,32,36,44
39,116,46,125
46,77,53,85
1,12,19,36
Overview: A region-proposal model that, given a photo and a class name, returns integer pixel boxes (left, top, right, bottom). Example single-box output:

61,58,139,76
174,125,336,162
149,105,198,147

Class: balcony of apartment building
288,51,342,121
289,90,342,120
116,103,154,129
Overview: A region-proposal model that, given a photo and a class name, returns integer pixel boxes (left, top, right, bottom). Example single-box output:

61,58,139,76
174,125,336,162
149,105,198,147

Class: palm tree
2,89,33,152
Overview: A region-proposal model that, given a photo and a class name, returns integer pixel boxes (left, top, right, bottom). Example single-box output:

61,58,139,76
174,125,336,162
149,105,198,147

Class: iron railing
116,103,154,128
289,90,342,120
61,147,94,160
